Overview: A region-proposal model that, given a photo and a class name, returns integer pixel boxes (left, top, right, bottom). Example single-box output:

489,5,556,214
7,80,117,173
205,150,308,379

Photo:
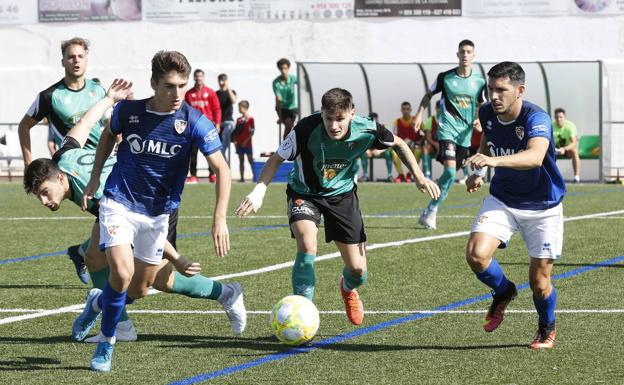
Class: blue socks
533,286,557,327
98,283,127,338
475,258,511,295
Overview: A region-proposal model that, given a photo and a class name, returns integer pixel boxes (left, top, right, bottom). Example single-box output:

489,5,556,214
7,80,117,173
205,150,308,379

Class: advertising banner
39,0,142,22
354,0,462,17
0,0,37,24
143,0,248,21
248,0,353,20
463,0,570,17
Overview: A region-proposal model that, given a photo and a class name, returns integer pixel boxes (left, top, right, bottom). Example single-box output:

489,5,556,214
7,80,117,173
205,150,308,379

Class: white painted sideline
2,308,624,315
1,208,623,326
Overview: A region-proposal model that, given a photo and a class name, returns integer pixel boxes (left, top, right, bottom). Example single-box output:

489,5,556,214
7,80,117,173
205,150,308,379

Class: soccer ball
270,295,320,346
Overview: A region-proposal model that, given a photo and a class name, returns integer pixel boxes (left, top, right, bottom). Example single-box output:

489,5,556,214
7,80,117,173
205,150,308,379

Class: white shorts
99,196,169,265
471,195,563,259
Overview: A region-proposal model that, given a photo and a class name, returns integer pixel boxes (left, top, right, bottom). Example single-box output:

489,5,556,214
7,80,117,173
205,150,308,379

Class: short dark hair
321,88,353,116
61,37,89,57
487,61,525,84
458,39,474,49
151,51,192,82
24,159,61,195
401,101,411,108
239,100,249,109
554,107,566,115
277,58,291,69
193,69,204,76
218,73,227,81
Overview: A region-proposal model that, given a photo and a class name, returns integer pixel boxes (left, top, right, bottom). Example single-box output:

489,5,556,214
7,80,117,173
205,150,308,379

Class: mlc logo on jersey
127,134,182,158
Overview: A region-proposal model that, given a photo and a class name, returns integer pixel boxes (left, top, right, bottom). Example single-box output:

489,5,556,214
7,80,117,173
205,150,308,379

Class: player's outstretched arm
162,240,201,277
413,93,432,130
82,125,116,211
392,135,441,200
235,152,284,218
66,78,133,148
17,115,40,166
467,137,550,171
206,150,231,258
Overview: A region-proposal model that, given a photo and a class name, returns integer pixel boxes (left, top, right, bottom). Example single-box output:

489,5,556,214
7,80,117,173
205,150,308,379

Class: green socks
292,252,316,300
171,272,222,300
78,238,90,257
428,166,456,210
422,153,432,178
342,266,368,291
89,267,129,322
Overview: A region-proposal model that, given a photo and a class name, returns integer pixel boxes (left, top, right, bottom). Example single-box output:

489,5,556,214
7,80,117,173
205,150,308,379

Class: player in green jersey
23,79,247,342
236,88,440,326
18,37,107,284
414,39,486,229
552,107,580,183
273,58,298,140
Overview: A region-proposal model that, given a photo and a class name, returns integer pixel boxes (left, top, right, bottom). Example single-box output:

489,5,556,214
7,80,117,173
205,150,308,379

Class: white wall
1,16,623,178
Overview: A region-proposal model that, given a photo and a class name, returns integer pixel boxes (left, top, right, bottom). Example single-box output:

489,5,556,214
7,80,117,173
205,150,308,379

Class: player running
235,88,440,326
18,37,106,284
464,61,566,349
414,39,486,229
74,51,237,372
23,79,246,345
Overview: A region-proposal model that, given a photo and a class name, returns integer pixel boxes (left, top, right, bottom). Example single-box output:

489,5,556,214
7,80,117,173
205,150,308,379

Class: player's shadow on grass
313,342,527,352
142,334,293,353
0,356,84,371
139,334,526,355
501,262,624,269
0,284,87,290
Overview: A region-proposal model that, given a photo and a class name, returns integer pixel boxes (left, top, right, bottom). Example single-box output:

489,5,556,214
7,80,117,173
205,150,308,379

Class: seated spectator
553,107,580,183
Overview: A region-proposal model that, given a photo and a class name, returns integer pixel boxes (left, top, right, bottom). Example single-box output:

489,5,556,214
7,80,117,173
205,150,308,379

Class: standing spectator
185,69,222,183
368,112,394,182
552,107,580,183
273,58,298,140
392,101,424,183
216,73,237,163
421,101,441,180
234,100,255,182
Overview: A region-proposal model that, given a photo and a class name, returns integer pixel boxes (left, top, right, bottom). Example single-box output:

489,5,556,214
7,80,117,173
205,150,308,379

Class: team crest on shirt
107,226,119,236
486,120,492,130
203,93,208,98
515,126,525,140
174,119,188,134
478,215,488,224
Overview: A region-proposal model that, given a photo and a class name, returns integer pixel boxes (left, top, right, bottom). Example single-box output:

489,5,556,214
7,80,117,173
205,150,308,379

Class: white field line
1,208,624,326
4,214,623,221
2,308,624,315
0,214,475,221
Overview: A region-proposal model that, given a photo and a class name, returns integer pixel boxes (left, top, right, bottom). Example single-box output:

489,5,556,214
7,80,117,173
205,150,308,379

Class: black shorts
167,208,179,249
436,140,470,166
286,186,366,244
281,108,298,122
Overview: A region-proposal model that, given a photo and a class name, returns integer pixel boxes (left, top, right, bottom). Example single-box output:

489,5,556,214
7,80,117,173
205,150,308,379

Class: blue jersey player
464,62,566,349
74,51,237,372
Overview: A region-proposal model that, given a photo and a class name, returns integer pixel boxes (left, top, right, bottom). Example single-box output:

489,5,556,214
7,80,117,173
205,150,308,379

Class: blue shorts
236,145,252,155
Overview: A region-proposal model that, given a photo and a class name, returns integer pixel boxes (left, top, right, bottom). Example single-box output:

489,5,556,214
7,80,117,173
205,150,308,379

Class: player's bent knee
465,242,490,271
296,239,317,254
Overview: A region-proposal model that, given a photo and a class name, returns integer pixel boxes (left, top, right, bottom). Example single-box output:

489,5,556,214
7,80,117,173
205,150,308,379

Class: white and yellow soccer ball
270,295,320,346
